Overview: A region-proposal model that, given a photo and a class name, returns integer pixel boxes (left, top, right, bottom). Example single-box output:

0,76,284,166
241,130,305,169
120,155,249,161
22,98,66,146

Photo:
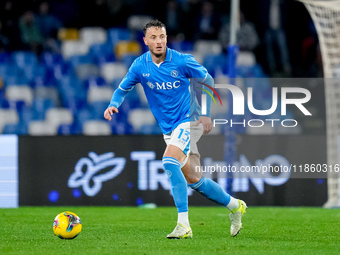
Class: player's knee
186,175,201,185
163,145,186,163
186,167,202,185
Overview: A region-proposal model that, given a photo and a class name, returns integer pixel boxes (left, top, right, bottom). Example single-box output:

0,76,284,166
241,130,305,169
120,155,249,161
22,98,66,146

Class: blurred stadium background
0,0,325,136
0,0,336,209
2,2,340,254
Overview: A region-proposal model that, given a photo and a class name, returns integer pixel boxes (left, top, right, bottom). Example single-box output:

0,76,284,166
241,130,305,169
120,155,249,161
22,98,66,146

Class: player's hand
104,106,119,121
195,116,212,135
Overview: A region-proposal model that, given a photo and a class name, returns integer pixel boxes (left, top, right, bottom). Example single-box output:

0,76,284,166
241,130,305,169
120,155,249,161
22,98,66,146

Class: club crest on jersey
147,81,155,89
171,70,178,77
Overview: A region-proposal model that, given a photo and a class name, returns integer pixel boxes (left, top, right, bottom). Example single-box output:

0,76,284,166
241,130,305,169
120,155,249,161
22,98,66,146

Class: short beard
152,52,163,58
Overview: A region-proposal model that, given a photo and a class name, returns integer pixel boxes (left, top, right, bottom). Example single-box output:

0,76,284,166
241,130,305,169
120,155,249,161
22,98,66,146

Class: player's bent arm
194,73,214,118
104,59,140,121
199,73,214,118
183,54,214,117
198,74,214,134
104,87,129,121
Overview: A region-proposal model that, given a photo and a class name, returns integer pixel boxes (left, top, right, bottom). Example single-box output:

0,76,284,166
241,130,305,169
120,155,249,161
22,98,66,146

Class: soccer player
104,20,247,239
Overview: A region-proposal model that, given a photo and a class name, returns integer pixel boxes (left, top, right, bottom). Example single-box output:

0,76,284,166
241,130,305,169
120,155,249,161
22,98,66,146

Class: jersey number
178,128,190,143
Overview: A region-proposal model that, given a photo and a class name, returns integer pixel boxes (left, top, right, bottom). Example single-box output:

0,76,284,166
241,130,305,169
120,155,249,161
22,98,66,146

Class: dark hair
143,20,166,35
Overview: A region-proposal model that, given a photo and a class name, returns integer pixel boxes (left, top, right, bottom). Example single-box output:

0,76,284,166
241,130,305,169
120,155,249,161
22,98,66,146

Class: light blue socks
162,157,188,213
188,177,231,206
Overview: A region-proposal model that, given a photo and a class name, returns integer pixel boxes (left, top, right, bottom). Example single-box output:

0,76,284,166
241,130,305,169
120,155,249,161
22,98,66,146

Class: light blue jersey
109,47,213,134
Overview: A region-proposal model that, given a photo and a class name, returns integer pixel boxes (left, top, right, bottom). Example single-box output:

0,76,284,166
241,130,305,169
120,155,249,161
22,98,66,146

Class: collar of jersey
146,47,172,63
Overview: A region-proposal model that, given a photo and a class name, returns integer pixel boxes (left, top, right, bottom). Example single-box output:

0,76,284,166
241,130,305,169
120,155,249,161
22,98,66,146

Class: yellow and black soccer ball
53,211,82,239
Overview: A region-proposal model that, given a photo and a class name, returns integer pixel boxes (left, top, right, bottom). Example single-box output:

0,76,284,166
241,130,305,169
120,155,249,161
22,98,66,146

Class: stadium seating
135,30,149,53
87,86,113,103
68,54,94,68
30,98,55,119
28,121,57,136
0,52,11,64
79,27,107,47
237,51,256,66
139,123,162,134
89,43,116,64
0,63,28,85
0,88,6,106
190,52,204,64
90,101,109,119
61,40,89,59
127,15,153,31
45,108,74,129
27,65,48,86
107,28,132,47
82,120,112,135
84,76,106,89
0,109,19,133
114,41,142,60
75,107,96,127
5,85,34,107
100,63,127,83
12,51,38,69
41,52,64,68
203,54,227,77
47,63,68,82
2,123,27,135
122,54,138,68
128,108,156,132
168,41,194,53
135,84,148,107
0,24,273,136
34,86,60,106
112,121,134,135
75,64,100,80
194,40,222,56
57,123,79,135
58,28,79,41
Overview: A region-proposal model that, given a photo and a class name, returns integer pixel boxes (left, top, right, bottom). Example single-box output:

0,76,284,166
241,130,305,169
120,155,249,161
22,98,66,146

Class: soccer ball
53,211,82,239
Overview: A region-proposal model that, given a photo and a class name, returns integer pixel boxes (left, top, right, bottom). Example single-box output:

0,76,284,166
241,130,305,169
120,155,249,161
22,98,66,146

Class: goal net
299,0,340,208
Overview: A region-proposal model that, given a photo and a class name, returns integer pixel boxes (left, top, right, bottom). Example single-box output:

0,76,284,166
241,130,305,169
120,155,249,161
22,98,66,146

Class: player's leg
181,123,247,237
182,153,238,208
163,123,192,239
163,144,189,227
182,154,247,236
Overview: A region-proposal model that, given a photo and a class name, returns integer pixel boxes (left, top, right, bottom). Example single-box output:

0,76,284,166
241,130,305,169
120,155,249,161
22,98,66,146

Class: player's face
143,27,167,58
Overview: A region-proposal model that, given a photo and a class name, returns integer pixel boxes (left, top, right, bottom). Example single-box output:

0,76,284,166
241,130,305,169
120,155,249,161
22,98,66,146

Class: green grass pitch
1,206,339,255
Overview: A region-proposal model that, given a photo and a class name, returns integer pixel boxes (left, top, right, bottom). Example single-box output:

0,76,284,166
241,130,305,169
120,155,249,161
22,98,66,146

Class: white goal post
299,0,340,208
